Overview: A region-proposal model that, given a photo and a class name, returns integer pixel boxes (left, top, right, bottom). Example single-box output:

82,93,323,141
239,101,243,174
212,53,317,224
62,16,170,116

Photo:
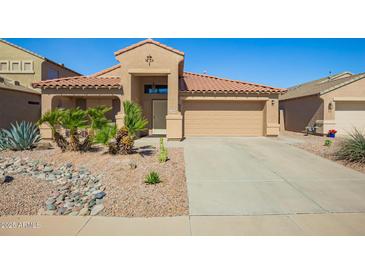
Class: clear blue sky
4,38,365,88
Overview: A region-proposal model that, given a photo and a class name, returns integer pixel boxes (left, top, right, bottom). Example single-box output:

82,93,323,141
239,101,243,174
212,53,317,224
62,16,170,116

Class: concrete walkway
2,137,365,236
184,137,365,216
1,213,365,235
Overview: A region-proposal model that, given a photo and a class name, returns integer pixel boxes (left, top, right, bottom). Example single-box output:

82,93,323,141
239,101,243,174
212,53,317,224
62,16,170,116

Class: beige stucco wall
0,41,44,87
321,77,365,121
0,88,41,129
279,94,323,132
0,40,79,88
115,43,184,139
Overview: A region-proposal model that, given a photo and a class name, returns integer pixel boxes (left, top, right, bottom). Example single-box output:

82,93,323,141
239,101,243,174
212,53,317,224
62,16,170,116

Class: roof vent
14,80,20,86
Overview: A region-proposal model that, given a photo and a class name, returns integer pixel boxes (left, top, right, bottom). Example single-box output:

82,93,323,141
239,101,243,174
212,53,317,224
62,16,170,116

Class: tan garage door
184,101,265,137
335,101,365,135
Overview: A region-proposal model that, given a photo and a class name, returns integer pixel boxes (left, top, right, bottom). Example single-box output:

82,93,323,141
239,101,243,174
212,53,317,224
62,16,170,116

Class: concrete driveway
184,137,365,216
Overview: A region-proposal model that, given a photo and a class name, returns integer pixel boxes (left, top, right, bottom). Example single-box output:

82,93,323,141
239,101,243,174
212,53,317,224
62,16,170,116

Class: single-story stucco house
280,71,365,135
32,39,286,140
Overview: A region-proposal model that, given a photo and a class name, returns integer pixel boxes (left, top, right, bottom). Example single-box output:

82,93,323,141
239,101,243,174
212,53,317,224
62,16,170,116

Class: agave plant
335,128,365,164
0,130,10,150
2,121,41,151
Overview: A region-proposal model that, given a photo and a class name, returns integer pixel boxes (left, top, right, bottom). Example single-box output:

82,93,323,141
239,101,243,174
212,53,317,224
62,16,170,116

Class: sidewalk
1,213,365,236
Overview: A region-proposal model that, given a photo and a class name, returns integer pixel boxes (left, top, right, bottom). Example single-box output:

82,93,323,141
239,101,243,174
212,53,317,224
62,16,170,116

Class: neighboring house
0,76,41,129
33,39,285,140
0,39,80,88
280,72,365,135
0,39,80,129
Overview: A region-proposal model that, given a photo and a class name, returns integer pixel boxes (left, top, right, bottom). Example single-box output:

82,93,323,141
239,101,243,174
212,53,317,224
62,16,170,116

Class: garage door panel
335,102,365,135
184,101,264,137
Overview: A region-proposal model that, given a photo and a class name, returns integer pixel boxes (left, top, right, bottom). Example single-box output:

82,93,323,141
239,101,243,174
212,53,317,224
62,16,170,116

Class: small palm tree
37,109,63,136
38,109,68,150
59,108,88,151
114,101,148,154
87,106,112,134
123,101,148,138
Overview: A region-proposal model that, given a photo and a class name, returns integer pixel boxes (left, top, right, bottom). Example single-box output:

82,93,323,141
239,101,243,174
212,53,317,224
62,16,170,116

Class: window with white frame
22,61,33,72
0,61,9,72
10,61,21,72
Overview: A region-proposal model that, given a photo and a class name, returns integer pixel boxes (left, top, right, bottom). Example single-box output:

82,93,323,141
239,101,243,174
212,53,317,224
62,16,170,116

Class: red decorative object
328,129,337,138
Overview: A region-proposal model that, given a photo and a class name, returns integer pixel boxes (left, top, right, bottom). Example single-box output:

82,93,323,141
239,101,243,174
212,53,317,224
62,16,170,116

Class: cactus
2,121,41,151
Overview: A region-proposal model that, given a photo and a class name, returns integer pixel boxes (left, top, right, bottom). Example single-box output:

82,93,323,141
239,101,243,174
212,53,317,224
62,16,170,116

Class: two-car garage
183,100,266,137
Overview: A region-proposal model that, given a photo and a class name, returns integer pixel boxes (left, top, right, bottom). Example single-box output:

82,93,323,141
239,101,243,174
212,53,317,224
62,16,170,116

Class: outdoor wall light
271,99,275,105
328,102,333,110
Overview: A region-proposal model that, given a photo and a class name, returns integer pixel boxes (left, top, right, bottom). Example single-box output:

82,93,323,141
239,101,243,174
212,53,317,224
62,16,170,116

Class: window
10,61,21,72
23,61,33,72
144,84,168,94
47,68,60,80
0,61,9,72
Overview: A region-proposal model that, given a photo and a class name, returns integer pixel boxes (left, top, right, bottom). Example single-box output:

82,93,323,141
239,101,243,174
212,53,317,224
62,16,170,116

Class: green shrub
158,137,168,163
335,128,365,164
324,139,332,147
1,121,40,151
93,124,117,145
145,171,161,184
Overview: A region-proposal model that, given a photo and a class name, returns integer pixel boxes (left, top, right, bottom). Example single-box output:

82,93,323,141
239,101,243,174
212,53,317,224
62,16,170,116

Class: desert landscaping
282,131,365,174
0,145,188,217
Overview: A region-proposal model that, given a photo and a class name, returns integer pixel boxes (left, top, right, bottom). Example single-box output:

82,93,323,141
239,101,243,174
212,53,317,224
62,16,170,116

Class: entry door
152,100,167,135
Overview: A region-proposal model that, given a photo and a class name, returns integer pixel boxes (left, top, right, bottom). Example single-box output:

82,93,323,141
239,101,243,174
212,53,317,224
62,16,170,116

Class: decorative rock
46,198,56,205
95,191,106,199
90,204,104,216
0,156,106,217
78,207,89,216
57,207,67,215
47,204,56,210
43,166,53,173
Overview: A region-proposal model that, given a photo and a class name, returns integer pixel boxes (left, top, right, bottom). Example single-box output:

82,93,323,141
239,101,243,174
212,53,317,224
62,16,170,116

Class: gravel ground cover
0,175,56,216
0,144,188,217
281,131,365,174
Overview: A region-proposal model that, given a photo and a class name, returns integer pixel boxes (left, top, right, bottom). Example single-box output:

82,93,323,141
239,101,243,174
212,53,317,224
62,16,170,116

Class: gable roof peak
114,39,184,57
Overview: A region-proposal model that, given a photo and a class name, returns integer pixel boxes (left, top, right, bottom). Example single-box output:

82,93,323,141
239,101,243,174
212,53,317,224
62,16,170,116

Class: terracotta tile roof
33,71,285,94
180,72,286,94
114,39,184,57
90,64,121,77
32,76,121,89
